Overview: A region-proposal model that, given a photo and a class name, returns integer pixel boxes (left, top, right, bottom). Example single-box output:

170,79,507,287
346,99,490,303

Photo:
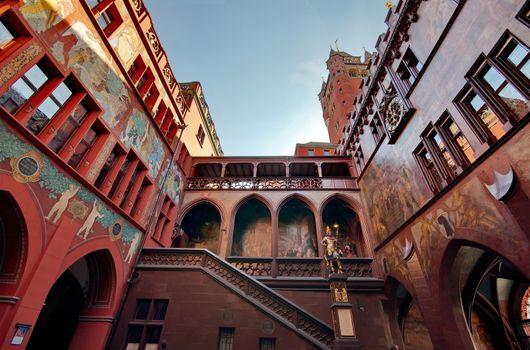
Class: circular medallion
109,219,123,241
385,96,405,133
10,151,43,183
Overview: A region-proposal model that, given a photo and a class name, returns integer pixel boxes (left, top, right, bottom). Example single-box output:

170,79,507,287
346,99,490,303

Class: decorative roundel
385,96,405,133
109,219,123,241
10,151,43,183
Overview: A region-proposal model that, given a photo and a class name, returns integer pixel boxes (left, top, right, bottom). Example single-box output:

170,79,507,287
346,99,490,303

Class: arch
437,239,529,349
277,193,317,215
0,173,44,295
0,191,26,288
231,196,272,257
321,196,366,257
277,196,318,257
320,193,375,257
177,201,222,253
178,198,226,225
383,276,435,350
27,248,118,349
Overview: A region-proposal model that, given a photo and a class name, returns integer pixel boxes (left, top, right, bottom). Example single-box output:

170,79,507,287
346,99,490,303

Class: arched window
179,202,221,253
322,197,365,257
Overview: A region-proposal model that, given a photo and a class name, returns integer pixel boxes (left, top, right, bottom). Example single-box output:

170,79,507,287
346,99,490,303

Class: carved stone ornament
146,29,160,56
384,95,405,135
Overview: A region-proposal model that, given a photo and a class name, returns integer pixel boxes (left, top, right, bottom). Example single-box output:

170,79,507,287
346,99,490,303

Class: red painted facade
0,0,528,350
294,142,337,157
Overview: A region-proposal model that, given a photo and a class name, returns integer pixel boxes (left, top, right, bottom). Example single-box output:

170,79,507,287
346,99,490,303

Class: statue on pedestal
322,226,343,274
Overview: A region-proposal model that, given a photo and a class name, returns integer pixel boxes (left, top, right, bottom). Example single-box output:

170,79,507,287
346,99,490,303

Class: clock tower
318,49,372,145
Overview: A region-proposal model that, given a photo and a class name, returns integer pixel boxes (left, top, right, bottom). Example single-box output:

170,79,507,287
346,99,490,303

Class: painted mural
409,177,510,281
232,200,272,257
109,22,142,68
278,201,318,257
359,148,431,246
0,119,141,264
180,203,220,253
158,159,184,204
19,0,170,182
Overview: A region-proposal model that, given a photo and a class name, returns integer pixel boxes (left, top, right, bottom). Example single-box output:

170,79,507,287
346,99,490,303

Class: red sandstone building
0,1,528,350
294,141,337,157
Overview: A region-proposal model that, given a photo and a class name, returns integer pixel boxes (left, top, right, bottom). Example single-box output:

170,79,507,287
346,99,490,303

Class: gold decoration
10,150,44,183
386,1,394,9
0,43,43,88
334,287,349,303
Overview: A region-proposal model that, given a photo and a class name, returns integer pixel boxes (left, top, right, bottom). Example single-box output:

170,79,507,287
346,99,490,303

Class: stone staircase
138,248,335,349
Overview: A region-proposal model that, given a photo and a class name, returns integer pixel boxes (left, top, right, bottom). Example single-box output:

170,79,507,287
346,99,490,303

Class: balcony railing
227,257,373,278
186,177,358,190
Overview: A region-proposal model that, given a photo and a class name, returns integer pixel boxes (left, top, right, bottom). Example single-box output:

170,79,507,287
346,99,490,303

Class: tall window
0,63,50,115
108,153,132,199
126,299,168,350
197,125,206,146
353,146,365,175
218,328,235,350
307,149,315,156
94,147,119,188
48,102,88,152
369,113,385,144
86,0,123,36
67,125,99,168
397,48,423,92
437,113,475,165
153,196,175,242
323,149,331,156
414,144,444,194
455,33,529,146
0,15,15,49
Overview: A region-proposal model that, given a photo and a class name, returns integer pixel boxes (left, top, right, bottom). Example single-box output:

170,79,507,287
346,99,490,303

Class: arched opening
27,249,115,350
0,190,27,292
322,197,365,257
177,202,221,253
385,279,434,350
231,198,271,256
278,198,317,257
455,246,529,349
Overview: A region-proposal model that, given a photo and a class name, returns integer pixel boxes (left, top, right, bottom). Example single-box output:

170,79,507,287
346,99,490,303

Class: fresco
359,148,431,246
109,22,142,68
278,201,318,257
19,1,170,182
232,200,272,257
180,204,220,253
410,177,509,281
158,159,184,204
0,119,141,264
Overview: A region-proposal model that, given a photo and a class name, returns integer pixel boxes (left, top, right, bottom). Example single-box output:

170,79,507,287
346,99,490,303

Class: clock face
385,97,405,133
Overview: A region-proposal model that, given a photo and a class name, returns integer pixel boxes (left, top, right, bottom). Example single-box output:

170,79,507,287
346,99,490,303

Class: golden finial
386,1,394,9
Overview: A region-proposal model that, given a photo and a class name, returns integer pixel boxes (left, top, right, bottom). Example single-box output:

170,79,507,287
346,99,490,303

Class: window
414,145,444,193
455,34,530,146
131,178,151,218
307,149,315,156
425,127,458,179
334,121,340,132
260,338,276,350
437,113,475,165
27,81,72,134
457,87,506,142
0,63,50,115
48,102,88,152
218,328,234,350
397,48,423,92
126,299,168,350
67,125,99,169
120,166,142,208
87,0,123,36
94,147,120,189
107,153,132,199
353,146,365,175
323,149,331,156
197,125,206,146
0,15,15,49
369,113,385,144
516,0,530,27
153,196,175,242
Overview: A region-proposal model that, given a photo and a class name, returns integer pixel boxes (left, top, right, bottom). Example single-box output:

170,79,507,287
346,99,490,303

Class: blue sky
144,0,390,156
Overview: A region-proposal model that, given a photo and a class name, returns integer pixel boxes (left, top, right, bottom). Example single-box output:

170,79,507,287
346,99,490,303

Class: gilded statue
321,226,343,274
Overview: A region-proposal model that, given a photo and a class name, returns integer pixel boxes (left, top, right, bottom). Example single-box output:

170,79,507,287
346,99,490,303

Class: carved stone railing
138,249,334,349
186,177,323,190
227,257,373,279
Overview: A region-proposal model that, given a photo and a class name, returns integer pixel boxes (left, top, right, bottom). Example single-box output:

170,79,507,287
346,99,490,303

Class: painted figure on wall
232,199,272,257
125,233,141,264
76,200,104,239
45,184,79,224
